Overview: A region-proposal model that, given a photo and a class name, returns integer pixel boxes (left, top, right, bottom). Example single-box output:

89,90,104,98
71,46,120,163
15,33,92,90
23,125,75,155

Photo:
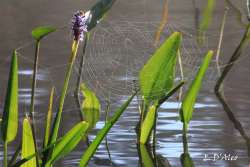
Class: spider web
0,16,247,115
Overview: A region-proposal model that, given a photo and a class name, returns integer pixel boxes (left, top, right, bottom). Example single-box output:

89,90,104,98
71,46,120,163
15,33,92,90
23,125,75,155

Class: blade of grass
43,87,55,148
45,122,89,166
1,51,18,167
180,51,214,131
21,118,37,167
198,0,215,44
79,91,137,167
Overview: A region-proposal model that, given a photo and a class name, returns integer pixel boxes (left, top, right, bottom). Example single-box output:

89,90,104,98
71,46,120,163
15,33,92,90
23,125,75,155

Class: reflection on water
0,0,250,166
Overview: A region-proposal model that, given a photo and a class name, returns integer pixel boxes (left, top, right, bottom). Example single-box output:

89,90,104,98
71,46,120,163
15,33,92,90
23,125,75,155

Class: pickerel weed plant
138,32,184,144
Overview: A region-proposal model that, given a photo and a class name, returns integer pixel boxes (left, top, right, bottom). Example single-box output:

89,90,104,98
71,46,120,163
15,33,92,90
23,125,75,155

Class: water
0,0,250,166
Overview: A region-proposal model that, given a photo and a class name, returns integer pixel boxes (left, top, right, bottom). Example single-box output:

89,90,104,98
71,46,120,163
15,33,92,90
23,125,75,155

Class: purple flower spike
72,10,88,41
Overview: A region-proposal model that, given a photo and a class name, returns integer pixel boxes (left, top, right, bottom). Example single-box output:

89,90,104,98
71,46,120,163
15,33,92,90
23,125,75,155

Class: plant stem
74,35,88,121
30,41,40,115
30,41,41,167
215,24,250,92
4,142,7,167
49,40,80,145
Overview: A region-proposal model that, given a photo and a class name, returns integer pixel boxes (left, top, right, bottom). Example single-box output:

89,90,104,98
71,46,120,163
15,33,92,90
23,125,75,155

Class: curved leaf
139,32,182,103
46,121,89,166
21,118,36,167
1,51,18,143
180,51,214,126
31,26,56,41
81,83,100,130
79,92,136,167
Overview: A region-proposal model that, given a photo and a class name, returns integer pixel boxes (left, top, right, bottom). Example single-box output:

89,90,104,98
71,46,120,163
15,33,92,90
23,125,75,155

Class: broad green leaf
87,0,117,31
31,26,56,41
21,118,36,167
180,153,194,167
140,105,157,144
43,87,55,148
1,51,18,143
139,32,182,103
140,144,154,167
180,51,213,126
198,0,215,43
79,92,136,167
45,121,89,166
81,83,100,130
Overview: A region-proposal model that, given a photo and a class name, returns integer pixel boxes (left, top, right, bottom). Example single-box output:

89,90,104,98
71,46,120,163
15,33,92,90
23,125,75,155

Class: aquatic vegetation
43,87,55,148
45,122,89,167
79,92,136,166
21,118,36,167
80,83,100,131
198,0,215,44
139,32,182,144
1,51,18,167
180,51,213,132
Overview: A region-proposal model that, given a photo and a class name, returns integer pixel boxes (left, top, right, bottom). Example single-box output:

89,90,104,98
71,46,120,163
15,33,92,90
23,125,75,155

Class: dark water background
0,0,250,166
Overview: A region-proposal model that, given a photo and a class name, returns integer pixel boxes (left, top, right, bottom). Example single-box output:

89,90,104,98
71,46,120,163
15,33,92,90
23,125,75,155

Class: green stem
49,40,80,145
182,123,188,154
30,41,40,115
4,142,7,167
74,35,88,121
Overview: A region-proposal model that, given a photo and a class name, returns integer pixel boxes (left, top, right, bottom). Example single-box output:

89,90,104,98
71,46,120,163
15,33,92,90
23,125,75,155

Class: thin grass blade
43,87,55,148
79,91,136,167
1,50,18,143
45,122,89,166
180,51,214,127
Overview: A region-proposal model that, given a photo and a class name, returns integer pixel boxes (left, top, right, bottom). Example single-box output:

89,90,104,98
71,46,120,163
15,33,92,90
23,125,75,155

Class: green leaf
81,83,100,131
140,144,155,167
21,118,36,167
1,51,18,143
198,0,215,44
87,0,116,31
45,121,89,166
43,87,55,148
140,105,157,144
31,26,56,41
180,51,214,126
79,92,137,167
139,32,182,103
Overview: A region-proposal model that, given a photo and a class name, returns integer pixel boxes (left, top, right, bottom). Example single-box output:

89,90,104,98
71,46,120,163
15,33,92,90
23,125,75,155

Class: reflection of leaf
180,51,213,126
139,32,182,103
140,105,157,144
180,153,194,167
140,144,154,167
79,92,136,167
198,0,215,44
31,26,56,41
81,83,100,131
1,51,18,143
46,122,89,166
87,0,117,31
21,118,36,167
